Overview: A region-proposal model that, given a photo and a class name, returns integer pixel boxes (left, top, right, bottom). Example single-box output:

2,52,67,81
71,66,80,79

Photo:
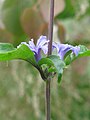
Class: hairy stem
46,0,54,120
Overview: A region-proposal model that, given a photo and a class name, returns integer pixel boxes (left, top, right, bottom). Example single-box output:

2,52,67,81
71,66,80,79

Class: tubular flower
53,43,80,60
21,36,49,61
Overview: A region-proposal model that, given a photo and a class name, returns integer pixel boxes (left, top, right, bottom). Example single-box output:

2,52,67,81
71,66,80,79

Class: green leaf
38,55,65,83
0,43,15,52
38,57,54,66
0,43,36,66
0,43,48,81
65,45,90,65
48,55,65,83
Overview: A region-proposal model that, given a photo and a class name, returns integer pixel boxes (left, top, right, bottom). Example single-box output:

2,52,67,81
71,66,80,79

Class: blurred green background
0,0,90,120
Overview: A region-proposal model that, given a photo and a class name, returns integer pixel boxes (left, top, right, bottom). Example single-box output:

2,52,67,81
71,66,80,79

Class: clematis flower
53,43,80,60
21,36,49,61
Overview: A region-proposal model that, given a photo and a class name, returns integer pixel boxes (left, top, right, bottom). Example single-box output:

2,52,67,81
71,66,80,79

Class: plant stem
46,80,51,120
46,0,54,120
48,0,54,56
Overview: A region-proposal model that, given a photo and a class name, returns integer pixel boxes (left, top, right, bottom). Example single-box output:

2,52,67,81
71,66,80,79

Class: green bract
38,55,65,83
0,43,90,83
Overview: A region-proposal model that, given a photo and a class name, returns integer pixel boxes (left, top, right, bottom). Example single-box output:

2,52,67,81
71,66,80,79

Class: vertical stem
48,0,54,55
46,0,54,120
46,81,51,120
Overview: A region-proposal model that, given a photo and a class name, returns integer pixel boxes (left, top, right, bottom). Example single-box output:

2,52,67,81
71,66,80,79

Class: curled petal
37,36,49,48
28,39,36,53
59,47,72,60
41,45,48,54
53,43,80,60
71,46,80,56
52,42,59,51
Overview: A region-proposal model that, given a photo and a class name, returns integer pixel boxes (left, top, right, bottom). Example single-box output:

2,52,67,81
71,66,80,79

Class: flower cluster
21,36,80,61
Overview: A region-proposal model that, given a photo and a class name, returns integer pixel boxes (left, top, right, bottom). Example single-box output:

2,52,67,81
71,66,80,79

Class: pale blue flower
53,43,80,60
21,36,49,61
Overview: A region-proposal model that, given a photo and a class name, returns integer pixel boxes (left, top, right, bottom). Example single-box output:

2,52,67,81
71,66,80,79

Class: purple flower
53,43,80,60
18,35,80,61
21,36,49,61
